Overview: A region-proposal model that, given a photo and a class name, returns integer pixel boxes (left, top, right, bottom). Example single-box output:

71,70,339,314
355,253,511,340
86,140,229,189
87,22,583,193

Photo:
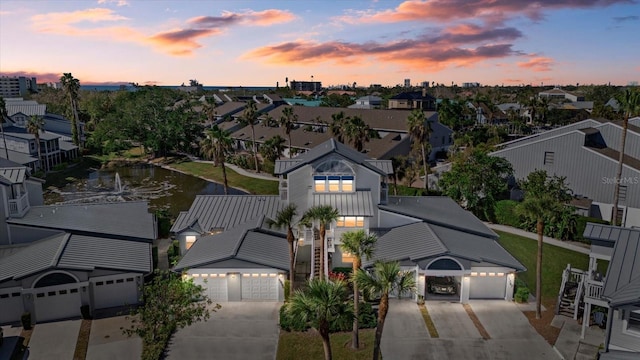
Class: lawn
170,161,279,195
496,230,608,306
277,329,374,360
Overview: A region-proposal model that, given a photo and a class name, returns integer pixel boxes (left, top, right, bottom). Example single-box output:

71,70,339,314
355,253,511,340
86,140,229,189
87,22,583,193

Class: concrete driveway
381,299,431,359
165,302,281,360
28,319,81,360
86,315,141,360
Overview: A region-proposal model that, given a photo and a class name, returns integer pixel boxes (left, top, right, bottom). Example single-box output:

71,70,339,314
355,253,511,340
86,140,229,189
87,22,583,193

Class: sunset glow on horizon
1,0,639,87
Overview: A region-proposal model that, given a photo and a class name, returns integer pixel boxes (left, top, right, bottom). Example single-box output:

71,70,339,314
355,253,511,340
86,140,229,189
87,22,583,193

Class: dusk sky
1,0,639,87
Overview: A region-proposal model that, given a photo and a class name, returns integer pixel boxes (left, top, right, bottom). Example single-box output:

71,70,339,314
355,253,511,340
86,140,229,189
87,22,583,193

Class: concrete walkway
28,319,81,360
193,160,279,182
485,223,590,255
552,315,604,360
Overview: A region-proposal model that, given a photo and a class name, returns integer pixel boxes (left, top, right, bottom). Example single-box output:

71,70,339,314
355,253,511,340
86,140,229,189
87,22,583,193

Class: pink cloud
517,56,555,72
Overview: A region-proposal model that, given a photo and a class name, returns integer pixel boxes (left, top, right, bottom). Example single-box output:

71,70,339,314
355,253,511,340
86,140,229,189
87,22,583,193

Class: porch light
278,274,284,279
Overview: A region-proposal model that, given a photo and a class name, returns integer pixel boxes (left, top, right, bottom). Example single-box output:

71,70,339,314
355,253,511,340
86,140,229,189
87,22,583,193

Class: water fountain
114,172,123,194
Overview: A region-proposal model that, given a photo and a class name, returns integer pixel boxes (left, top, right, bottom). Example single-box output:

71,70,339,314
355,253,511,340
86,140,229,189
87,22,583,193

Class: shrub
81,305,92,319
278,301,377,332
279,304,308,332
21,312,32,330
515,287,530,303
284,280,291,303
155,209,172,238
494,200,521,228
167,240,181,266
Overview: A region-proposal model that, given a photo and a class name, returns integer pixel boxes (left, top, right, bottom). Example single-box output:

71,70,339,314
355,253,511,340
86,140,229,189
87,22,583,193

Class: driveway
381,299,431,359
86,315,141,360
28,319,81,360
165,302,281,360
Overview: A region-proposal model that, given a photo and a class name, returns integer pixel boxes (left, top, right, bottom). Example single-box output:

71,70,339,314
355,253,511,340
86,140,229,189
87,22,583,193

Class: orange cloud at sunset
518,56,555,72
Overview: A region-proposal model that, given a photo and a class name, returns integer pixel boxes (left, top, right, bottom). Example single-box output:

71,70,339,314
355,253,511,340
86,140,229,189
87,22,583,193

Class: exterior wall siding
610,308,640,352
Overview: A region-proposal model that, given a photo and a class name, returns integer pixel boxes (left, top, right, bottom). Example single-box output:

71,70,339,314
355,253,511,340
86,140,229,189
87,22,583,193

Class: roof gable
600,224,640,305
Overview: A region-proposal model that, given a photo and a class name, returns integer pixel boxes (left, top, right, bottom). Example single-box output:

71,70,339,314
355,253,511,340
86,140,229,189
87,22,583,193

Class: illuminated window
186,235,197,250
336,216,365,227
314,176,326,192
342,251,355,263
342,177,354,191
328,177,340,192
336,218,345,227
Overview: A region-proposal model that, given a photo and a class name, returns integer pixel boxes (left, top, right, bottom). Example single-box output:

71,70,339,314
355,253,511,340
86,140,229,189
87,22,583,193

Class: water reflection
44,164,246,218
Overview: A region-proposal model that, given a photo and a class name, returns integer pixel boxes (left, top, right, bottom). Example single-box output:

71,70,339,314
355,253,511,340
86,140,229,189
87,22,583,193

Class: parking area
165,302,281,360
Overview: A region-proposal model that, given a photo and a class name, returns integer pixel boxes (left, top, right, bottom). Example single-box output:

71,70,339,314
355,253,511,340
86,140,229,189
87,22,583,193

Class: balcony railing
8,193,30,218
585,280,604,300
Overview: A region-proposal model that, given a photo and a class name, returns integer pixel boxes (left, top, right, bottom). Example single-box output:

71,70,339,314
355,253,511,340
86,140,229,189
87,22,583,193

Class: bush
155,209,172,238
21,312,32,330
81,305,92,319
279,304,308,332
284,279,291,303
494,200,521,228
278,301,377,332
167,240,180,266
515,287,530,303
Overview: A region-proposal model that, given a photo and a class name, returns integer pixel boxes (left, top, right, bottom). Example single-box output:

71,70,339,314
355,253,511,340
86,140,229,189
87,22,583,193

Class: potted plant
417,294,425,305
21,312,32,330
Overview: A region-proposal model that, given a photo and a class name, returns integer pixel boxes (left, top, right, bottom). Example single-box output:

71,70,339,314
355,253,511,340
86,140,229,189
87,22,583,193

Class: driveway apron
28,319,81,360
86,315,142,360
381,299,431,360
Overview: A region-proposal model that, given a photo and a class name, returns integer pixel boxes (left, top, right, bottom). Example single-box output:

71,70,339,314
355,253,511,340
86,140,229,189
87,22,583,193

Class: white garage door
34,284,82,322
92,275,140,309
192,275,228,302
0,289,24,324
469,275,506,299
241,274,278,300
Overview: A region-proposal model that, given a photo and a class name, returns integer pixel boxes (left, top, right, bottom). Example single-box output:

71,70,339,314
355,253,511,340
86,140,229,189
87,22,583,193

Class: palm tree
355,261,416,360
260,135,286,163
343,115,378,152
407,109,432,190
329,111,346,143
266,204,299,298
286,279,352,360
60,73,81,147
390,156,408,195
340,230,377,350
612,89,640,226
517,170,572,319
200,125,233,195
302,205,340,280
0,97,9,160
203,100,217,125
27,115,45,170
280,107,297,158
240,100,260,173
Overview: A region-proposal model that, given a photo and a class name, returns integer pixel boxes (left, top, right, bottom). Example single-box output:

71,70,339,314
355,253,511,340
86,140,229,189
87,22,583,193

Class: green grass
170,161,279,195
277,329,374,360
87,147,145,163
496,230,608,306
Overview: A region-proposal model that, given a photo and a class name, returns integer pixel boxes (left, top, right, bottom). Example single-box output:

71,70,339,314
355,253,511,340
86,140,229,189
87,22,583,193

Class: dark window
544,151,554,165
36,293,45,298
106,280,114,285
59,290,67,295
12,292,20,297
70,288,78,293
628,311,640,333
0,294,8,299
96,281,104,286
116,279,124,283
620,186,628,202
126,278,134,282
34,273,77,288
48,291,56,296
427,258,463,270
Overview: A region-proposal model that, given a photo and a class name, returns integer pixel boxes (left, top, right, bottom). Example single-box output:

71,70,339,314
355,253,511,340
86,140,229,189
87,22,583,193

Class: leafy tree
27,115,45,169
279,107,298,158
407,109,432,190
302,205,340,280
60,73,81,147
439,146,513,220
612,88,640,225
0,97,9,159
320,93,355,108
286,279,353,360
516,170,573,319
200,125,233,194
340,230,376,350
355,261,416,360
343,115,378,152
124,270,217,360
239,100,260,173
266,204,299,299
260,135,286,163
437,98,473,131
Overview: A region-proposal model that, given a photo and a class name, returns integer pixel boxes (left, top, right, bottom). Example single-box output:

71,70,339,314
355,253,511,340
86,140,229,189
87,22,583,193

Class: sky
1,0,639,87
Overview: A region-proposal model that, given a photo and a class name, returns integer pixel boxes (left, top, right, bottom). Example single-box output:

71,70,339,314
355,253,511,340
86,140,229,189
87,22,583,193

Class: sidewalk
193,160,279,182
485,223,590,255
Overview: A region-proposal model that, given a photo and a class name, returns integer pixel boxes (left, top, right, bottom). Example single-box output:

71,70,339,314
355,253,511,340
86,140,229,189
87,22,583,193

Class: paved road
165,302,280,360
86,315,141,360
28,319,81,360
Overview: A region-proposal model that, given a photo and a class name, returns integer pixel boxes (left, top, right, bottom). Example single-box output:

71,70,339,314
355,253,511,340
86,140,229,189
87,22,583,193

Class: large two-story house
171,139,524,303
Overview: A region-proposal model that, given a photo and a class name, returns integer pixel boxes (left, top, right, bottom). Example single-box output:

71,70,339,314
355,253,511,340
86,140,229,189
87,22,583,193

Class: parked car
427,276,457,295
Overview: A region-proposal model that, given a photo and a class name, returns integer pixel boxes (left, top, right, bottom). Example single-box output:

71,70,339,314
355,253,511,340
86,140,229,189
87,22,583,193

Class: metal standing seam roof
313,191,374,216
0,149,38,165
170,195,285,234
173,216,289,271
7,202,156,241
379,196,498,239
4,127,61,141
6,103,47,117
0,233,69,282
595,224,640,306
0,167,26,185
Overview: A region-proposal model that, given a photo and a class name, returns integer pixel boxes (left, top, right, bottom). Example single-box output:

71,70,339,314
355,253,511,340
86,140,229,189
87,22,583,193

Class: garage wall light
470,272,478,276
488,273,496,277
219,274,226,278
278,274,284,279
497,273,505,277
479,272,487,277
230,274,236,279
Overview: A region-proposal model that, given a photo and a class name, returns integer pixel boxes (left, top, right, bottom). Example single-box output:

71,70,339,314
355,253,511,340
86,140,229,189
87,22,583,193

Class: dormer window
313,159,355,193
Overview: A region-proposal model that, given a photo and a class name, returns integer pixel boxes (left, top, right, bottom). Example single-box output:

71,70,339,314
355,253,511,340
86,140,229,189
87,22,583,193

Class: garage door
34,285,81,322
192,274,228,302
241,274,278,300
469,275,506,299
0,289,24,324
92,275,140,309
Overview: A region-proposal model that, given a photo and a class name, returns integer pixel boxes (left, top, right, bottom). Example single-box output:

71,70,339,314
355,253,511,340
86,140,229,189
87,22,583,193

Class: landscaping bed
277,329,374,360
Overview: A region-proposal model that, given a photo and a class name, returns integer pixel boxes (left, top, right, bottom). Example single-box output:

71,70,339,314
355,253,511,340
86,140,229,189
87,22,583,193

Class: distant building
388,89,437,111
462,82,480,88
404,79,411,87
0,76,38,97
421,81,430,88
538,87,584,102
290,80,322,92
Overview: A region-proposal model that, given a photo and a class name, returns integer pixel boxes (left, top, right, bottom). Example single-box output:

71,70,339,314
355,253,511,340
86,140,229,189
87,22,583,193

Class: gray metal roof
4,127,61,141
380,196,498,239
367,221,525,271
171,195,284,234
0,148,38,165
8,202,156,241
174,216,289,271
274,138,393,175
0,167,26,185
0,233,151,282
599,224,640,306
6,103,46,117
583,223,622,246
599,350,640,360
313,191,374,216
58,140,78,151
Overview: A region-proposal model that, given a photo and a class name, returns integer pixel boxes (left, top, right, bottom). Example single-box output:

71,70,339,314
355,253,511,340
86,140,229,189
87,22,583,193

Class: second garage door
469,275,506,299
0,289,24,324
193,275,228,302
92,275,140,309
34,284,82,322
242,274,278,300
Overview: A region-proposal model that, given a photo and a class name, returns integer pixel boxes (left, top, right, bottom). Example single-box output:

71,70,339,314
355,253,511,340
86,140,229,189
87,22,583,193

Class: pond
44,162,246,218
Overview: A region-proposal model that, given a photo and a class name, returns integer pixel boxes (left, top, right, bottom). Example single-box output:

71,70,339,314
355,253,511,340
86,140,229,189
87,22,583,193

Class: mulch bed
463,304,491,340
418,303,439,338
73,319,92,360
523,307,561,345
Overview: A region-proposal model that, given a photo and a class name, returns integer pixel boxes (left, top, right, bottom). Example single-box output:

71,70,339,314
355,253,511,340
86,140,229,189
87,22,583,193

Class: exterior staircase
556,265,586,319
312,228,321,279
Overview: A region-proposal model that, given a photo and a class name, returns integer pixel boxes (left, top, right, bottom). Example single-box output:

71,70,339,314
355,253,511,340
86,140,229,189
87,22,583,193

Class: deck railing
8,193,29,218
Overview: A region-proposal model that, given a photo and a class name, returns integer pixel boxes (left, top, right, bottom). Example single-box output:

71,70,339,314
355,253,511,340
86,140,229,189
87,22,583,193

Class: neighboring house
388,90,436,111
0,161,157,325
538,88,585,102
171,138,524,303
490,117,640,227
0,126,62,172
348,95,382,109
467,102,507,125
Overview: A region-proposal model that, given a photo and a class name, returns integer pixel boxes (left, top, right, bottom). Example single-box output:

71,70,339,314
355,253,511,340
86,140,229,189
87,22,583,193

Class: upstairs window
544,151,554,165
336,216,364,227
313,159,356,193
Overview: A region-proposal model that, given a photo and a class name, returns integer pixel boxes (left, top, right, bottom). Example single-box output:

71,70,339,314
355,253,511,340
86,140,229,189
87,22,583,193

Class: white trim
425,256,465,271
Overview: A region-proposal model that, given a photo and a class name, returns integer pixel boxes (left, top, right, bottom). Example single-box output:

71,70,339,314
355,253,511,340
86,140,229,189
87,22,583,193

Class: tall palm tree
344,115,378,152
200,125,232,195
340,230,377,350
302,205,340,280
280,107,297,158
612,89,640,226
27,115,45,171
355,261,416,360
516,170,572,319
407,109,432,190
329,111,346,143
286,279,352,360
266,204,298,298
390,156,408,195
60,73,81,147
203,99,217,125
240,100,260,173
0,97,9,160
